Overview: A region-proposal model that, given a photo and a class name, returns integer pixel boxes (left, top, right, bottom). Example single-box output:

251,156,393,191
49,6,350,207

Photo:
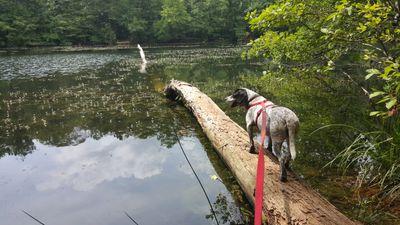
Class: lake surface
0,47,254,225
0,46,396,225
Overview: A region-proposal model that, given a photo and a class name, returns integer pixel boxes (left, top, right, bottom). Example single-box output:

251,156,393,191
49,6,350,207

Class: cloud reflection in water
35,135,168,192
0,133,244,225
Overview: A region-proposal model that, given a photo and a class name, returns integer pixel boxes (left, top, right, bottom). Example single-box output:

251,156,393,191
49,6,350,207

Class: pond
0,47,254,225
0,46,396,225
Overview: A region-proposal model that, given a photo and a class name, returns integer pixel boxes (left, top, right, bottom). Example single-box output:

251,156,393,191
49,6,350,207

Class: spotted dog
225,88,299,182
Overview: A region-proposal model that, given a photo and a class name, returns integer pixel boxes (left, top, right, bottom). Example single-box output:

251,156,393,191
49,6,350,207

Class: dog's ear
232,88,249,107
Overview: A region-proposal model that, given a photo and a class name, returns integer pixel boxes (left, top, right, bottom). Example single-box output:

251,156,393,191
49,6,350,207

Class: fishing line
172,125,220,225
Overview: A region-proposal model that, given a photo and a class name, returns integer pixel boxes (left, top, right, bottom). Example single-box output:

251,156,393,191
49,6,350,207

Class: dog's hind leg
284,139,292,171
273,141,287,182
280,159,288,182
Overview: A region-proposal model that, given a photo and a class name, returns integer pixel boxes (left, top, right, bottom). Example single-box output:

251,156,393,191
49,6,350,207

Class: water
0,46,396,224
0,47,252,225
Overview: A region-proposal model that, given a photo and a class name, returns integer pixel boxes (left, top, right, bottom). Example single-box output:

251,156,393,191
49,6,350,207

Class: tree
245,0,400,118
0,0,252,46
155,0,192,41
244,0,400,217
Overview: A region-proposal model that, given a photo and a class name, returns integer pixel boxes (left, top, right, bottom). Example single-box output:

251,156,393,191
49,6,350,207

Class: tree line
0,0,267,47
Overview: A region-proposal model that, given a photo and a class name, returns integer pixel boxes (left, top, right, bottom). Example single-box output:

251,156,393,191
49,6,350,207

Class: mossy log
164,80,359,225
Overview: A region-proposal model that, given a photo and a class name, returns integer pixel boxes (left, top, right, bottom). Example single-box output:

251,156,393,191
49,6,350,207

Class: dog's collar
246,99,274,110
247,94,260,103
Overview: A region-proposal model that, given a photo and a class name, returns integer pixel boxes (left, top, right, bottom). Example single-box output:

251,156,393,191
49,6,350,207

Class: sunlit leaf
369,111,380,116
365,68,380,80
385,98,397,109
369,91,385,98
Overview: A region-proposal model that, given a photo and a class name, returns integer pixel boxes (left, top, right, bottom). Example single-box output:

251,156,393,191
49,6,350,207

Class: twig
342,71,369,96
124,211,139,225
21,210,45,225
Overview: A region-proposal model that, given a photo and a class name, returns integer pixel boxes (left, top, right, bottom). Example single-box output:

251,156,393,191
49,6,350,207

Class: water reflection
139,61,147,74
35,135,168,191
0,134,248,225
0,47,248,157
0,52,133,79
0,47,252,225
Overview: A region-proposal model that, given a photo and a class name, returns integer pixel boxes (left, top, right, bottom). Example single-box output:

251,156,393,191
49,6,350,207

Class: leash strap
254,103,267,225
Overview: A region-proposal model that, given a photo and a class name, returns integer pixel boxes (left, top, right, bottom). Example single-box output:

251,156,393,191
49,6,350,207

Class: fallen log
165,80,359,225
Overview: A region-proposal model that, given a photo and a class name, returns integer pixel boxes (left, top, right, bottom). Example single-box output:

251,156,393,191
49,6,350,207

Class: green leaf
381,65,394,80
377,96,391,104
357,23,367,32
210,175,221,182
365,68,380,80
369,91,385,98
385,98,397,109
369,111,380,116
346,6,353,15
326,13,337,21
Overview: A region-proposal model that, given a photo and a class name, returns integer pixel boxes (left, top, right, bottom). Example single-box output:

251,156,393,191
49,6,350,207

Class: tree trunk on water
164,80,359,225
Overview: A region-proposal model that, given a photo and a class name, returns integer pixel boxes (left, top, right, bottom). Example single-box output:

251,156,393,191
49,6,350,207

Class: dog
225,88,299,182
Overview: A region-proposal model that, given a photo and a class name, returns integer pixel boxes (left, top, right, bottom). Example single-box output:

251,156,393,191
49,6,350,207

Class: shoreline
0,42,241,55
0,45,134,55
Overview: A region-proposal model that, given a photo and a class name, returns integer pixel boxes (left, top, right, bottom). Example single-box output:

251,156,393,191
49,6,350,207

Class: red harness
247,99,274,126
247,99,274,225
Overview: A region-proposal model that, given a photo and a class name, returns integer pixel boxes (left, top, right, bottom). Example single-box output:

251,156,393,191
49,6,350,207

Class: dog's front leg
247,124,256,154
267,136,272,152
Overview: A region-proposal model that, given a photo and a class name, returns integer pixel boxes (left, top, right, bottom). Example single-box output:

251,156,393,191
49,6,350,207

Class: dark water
0,46,395,225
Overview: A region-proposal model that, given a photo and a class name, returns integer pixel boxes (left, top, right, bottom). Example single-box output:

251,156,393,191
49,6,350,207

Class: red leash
255,106,267,225
251,100,270,225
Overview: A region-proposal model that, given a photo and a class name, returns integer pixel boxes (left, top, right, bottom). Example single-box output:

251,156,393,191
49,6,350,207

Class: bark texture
164,80,359,225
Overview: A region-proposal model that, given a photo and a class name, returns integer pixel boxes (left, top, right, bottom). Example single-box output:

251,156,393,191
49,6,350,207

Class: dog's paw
279,175,288,182
285,162,292,172
249,146,256,154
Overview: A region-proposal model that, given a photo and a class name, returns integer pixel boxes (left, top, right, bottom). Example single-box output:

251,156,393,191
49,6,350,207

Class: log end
164,80,194,101
164,84,179,101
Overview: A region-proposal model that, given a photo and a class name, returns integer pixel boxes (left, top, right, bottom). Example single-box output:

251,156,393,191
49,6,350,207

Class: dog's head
225,88,259,108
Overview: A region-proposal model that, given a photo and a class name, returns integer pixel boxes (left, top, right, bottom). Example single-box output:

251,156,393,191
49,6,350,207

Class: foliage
244,0,399,118
206,193,250,225
328,130,400,200
324,129,400,223
244,0,400,221
323,0,400,118
155,0,192,41
0,0,255,47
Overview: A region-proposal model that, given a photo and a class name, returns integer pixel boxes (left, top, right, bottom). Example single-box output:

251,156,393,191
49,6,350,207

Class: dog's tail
287,121,299,160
